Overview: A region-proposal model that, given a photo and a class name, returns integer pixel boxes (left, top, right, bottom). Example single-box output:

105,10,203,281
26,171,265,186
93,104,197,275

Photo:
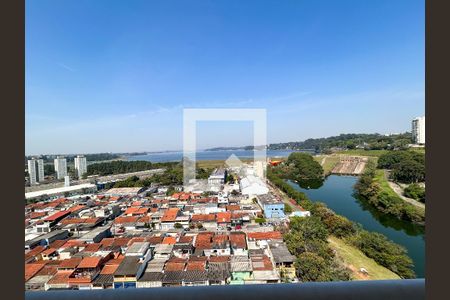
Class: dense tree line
86,160,178,176
355,161,425,224
271,153,323,182
377,151,425,183
267,168,416,279
25,153,121,164
404,184,425,203
286,152,324,180
284,217,351,282
112,164,184,188
268,133,412,152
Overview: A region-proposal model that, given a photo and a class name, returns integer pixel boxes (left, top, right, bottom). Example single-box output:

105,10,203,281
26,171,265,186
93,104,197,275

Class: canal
287,175,425,278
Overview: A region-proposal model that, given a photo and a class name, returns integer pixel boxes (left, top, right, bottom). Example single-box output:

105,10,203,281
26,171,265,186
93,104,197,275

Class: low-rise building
256,194,285,219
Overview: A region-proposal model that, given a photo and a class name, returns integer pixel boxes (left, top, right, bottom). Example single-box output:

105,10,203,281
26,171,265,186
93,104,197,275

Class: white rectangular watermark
183,108,267,189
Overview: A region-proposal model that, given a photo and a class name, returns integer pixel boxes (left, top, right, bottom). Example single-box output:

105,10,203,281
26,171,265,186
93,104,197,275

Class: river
287,175,425,278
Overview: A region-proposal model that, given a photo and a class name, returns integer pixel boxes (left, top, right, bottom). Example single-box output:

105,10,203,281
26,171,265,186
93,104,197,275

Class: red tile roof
25,263,46,282
44,210,71,222
162,236,177,245
78,256,102,269
247,231,283,240
41,248,57,256
47,270,74,285
83,243,102,252
178,236,194,244
164,260,186,271
209,255,230,263
49,240,67,249
226,205,240,211
251,255,274,271
25,246,46,261
125,207,149,215
161,208,179,222
216,212,231,223
195,232,214,249
58,257,83,269
61,217,101,225
229,232,247,249
67,205,87,213
112,237,131,247
99,238,115,247
191,214,216,222
186,260,206,271
113,216,139,224
212,234,228,244
100,264,119,275
62,240,86,248
28,212,47,219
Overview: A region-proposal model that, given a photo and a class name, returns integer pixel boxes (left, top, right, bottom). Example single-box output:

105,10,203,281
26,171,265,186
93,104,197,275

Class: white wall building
54,156,67,179
412,116,425,145
27,158,44,184
240,175,269,196
74,155,87,179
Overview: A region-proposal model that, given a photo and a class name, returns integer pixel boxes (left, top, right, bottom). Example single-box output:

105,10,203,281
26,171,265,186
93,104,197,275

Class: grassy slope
313,155,341,175
373,169,402,199
328,236,401,280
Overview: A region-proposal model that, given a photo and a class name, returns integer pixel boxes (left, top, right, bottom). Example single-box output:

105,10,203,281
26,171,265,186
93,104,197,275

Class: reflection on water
353,193,425,236
288,175,425,278
295,178,324,189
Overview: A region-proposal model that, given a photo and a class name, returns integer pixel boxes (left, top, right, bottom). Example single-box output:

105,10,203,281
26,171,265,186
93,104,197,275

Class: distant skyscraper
74,155,87,179
412,116,425,145
27,158,45,184
54,156,67,179
64,175,70,187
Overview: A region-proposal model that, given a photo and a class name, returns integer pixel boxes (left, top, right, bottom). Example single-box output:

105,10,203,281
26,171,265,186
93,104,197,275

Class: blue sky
26,0,424,155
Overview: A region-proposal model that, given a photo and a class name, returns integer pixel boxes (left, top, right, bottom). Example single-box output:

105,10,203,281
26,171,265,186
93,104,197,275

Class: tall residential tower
54,156,67,179
74,155,87,179
27,158,44,184
412,116,425,145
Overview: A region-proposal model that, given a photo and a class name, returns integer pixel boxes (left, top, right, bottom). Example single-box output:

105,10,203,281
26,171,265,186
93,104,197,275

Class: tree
391,159,425,183
404,184,425,203
255,217,266,224
174,222,183,229
350,231,415,279
286,152,324,180
166,186,176,196
284,203,293,214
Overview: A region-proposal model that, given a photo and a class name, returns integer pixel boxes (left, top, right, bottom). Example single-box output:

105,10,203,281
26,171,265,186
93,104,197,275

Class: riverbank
327,236,401,280
267,170,417,278
356,164,425,225
382,170,425,209
269,178,400,280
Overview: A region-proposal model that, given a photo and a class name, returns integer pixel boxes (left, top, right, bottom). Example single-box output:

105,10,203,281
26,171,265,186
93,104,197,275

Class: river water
287,175,425,278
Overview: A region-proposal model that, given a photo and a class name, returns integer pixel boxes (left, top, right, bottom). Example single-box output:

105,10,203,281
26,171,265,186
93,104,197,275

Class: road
384,170,425,209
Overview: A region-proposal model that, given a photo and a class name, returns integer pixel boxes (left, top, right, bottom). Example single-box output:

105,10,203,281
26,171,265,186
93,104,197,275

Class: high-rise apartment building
74,155,87,179
412,116,425,145
54,156,67,180
27,158,44,184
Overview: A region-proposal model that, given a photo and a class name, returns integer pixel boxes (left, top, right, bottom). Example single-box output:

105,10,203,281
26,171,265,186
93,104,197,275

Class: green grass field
373,169,403,199
328,236,401,280
335,149,390,157
313,155,341,175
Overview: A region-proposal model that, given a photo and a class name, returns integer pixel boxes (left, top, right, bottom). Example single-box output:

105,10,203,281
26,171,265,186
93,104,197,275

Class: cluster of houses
25,167,310,291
